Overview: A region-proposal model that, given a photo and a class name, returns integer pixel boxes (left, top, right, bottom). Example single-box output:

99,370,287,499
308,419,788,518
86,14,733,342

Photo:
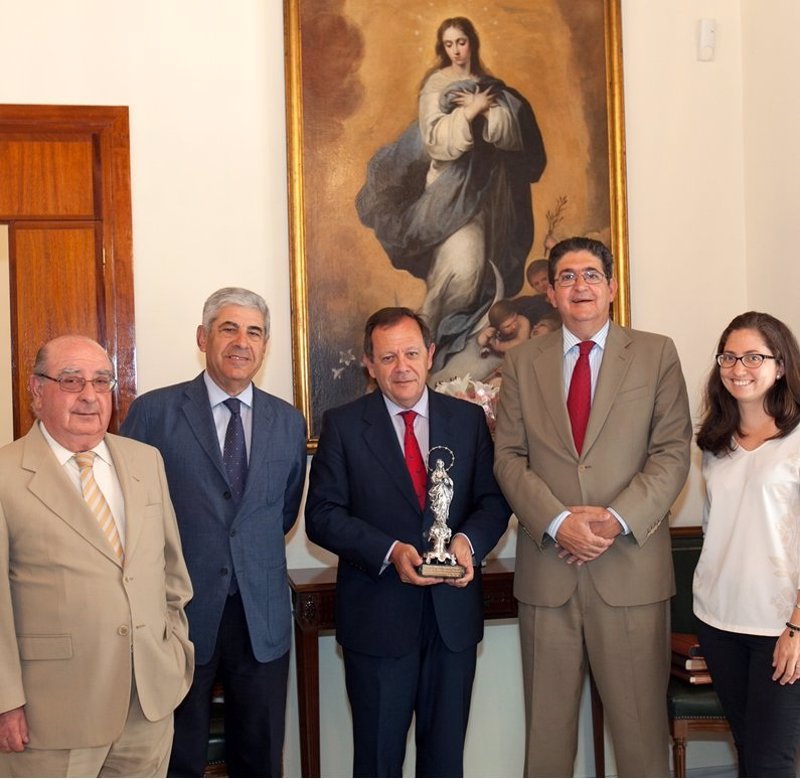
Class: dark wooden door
0,105,135,437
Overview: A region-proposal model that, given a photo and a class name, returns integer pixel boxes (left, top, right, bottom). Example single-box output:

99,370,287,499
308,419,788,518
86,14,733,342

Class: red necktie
567,340,595,454
401,410,427,510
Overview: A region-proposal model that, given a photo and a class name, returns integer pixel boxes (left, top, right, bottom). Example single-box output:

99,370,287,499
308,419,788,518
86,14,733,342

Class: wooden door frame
0,104,135,435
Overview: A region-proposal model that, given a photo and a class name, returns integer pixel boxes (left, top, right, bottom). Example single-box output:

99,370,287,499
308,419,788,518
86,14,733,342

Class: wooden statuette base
418,561,465,579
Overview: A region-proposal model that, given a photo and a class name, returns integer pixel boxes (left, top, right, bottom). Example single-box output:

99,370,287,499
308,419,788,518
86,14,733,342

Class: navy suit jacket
120,373,306,664
305,389,510,657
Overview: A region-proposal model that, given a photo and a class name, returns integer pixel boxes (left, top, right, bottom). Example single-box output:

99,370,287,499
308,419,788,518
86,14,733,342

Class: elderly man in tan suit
0,335,193,777
494,237,692,777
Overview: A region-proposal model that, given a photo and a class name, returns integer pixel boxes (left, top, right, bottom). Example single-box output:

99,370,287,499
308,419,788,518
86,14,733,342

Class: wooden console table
288,558,518,777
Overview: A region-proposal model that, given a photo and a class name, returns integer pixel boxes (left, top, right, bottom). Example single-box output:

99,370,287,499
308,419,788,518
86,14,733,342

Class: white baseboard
684,763,736,778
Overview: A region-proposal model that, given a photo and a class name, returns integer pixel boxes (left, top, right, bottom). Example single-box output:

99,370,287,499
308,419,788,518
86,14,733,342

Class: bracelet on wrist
786,620,800,637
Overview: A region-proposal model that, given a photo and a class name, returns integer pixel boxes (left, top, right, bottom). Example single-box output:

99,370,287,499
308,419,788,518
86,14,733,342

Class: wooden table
288,558,518,777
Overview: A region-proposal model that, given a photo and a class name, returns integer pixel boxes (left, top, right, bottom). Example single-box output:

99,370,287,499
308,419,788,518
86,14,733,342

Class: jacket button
230,530,237,537
117,625,130,636
223,490,232,500
220,567,229,576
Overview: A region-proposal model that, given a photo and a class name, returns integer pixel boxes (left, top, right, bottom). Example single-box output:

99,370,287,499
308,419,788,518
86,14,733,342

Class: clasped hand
555,507,620,565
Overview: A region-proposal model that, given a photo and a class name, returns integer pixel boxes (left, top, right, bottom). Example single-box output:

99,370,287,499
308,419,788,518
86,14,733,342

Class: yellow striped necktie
73,451,124,563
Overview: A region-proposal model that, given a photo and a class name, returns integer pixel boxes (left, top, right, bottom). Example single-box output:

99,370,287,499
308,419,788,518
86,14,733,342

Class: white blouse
694,424,800,636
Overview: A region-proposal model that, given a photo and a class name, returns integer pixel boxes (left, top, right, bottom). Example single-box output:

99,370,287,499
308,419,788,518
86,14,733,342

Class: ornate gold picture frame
284,0,629,449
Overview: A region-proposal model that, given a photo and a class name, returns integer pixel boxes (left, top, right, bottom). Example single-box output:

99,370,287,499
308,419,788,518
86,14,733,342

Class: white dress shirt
383,387,431,465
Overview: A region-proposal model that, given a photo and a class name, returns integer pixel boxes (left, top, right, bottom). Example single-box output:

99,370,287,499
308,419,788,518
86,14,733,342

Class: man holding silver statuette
305,307,509,777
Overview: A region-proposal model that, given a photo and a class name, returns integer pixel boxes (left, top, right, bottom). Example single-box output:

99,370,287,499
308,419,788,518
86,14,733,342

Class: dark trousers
698,619,800,777
343,591,477,778
168,592,290,778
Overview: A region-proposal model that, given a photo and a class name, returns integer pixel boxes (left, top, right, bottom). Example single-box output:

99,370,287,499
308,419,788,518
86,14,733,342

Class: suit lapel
234,388,274,520
582,323,633,456
105,434,143,562
361,391,423,515
22,425,121,565
532,334,576,455
428,390,455,465
181,374,228,484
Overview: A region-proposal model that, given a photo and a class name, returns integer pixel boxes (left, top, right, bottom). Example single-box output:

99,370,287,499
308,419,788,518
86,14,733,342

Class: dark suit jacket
120,373,306,664
494,322,693,608
305,389,510,657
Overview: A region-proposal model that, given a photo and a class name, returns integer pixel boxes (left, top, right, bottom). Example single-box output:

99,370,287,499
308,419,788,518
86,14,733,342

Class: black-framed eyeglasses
715,353,776,369
36,374,117,393
554,269,608,287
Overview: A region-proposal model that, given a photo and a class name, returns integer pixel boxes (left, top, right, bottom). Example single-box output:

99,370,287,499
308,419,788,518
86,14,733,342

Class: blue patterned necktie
223,398,248,504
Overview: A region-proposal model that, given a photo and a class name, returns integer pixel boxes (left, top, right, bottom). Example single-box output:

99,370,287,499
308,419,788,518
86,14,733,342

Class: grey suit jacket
0,424,193,749
494,322,692,607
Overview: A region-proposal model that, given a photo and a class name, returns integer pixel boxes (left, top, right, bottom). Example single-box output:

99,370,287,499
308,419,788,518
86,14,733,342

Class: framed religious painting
284,0,629,449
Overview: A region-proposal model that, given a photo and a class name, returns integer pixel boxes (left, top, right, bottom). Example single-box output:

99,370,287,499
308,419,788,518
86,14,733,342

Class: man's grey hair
201,287,270,337
32,344,50,377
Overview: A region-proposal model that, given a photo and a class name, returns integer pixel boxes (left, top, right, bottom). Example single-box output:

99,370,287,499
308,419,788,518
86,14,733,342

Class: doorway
0,105,135,438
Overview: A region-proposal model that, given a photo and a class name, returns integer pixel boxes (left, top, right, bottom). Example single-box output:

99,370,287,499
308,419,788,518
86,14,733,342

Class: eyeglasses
36,373,117,393
715,353,776,369
554,269,608,287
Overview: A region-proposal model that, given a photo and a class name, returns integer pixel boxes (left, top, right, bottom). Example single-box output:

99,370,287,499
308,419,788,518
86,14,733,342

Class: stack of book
671,632,712,684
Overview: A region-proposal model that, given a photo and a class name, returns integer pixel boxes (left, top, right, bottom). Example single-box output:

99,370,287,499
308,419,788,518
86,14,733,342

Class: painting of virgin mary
285,0,624,441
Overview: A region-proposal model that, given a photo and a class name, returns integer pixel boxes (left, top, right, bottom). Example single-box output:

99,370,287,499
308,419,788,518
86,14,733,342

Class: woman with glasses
695,311,800,776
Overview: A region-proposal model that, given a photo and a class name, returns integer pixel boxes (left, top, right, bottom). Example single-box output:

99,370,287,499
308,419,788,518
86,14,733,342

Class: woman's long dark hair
696,311,800,455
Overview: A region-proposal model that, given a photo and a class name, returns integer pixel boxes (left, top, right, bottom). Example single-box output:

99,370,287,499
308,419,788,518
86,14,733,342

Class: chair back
670,527,703,634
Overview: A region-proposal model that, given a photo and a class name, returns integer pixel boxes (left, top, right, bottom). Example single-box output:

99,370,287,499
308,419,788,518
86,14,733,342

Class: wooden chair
668,526,730,777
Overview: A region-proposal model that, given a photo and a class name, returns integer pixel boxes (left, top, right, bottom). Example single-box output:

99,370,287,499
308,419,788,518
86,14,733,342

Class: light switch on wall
698,18,717,62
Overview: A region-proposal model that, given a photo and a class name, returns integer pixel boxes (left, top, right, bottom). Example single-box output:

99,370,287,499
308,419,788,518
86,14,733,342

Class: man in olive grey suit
121,288,306,777
494,238,692,777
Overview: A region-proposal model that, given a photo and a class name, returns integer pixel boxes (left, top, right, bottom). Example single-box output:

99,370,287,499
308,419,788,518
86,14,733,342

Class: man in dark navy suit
305,307,509,777
121,288,306,777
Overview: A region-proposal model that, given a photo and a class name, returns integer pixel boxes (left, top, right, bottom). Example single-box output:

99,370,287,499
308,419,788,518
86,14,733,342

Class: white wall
623,0,748,533
4,0,798,774
741,0,800,325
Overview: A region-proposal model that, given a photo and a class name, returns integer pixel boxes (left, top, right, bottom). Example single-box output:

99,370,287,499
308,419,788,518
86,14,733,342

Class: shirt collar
382,386,430,420
203,371,253,409
38,421,112,466
561,320,611,355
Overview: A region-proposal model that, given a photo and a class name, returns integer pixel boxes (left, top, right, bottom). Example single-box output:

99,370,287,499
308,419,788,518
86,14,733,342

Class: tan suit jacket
494,322,692,607
0,424,194,749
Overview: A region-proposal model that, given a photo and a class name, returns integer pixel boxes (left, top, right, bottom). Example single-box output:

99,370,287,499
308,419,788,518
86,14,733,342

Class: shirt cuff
546,510,571,542
380,540,399,575
607,507,630,535
453,532,474,556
